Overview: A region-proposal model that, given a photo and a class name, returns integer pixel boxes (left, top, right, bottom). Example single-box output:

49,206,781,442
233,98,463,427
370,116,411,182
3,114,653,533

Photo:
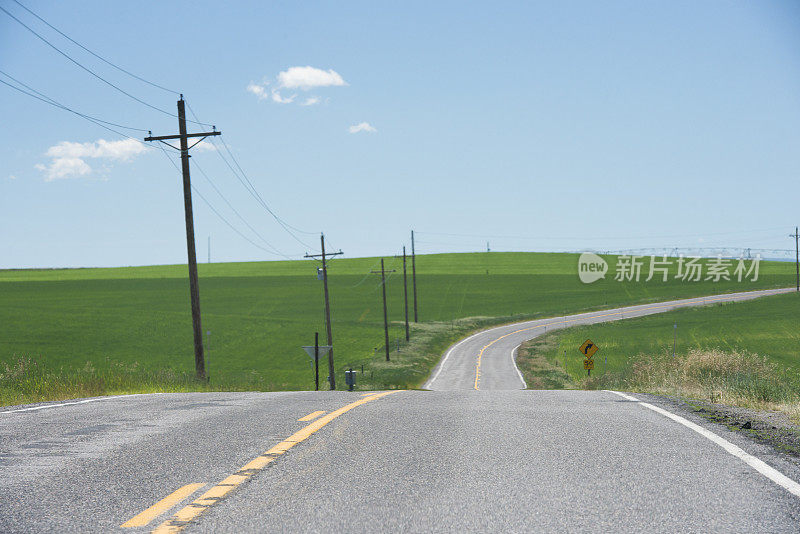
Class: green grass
516,291,800,413
0,252,793,405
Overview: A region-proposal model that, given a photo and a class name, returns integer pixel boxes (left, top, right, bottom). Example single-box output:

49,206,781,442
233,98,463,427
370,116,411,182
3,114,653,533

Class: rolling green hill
0,252,793,404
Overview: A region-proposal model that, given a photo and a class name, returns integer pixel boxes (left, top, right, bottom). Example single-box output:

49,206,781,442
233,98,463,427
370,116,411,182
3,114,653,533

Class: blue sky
1,0,799,268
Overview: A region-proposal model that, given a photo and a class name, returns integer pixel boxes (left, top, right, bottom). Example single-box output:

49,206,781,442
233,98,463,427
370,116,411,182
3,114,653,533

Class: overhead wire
3,4,321,258
190,159,298,259
0,76,163,156
191,186,288,258
154,144,288,257
1,5,305,261
348,258,385,288
415,226,790,242
0,69,148,132
215,135,319,250
183,102,318,253
218,135,316,236
9,0,178,95
0,4,212,127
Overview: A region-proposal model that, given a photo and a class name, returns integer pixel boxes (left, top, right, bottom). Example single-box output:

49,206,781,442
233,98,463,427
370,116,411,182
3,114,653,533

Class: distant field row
0,252,794,404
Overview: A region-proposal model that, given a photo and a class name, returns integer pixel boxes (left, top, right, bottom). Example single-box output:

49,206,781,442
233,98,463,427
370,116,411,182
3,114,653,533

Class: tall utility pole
305,234,343,389
411,230,418,322
371,259,396,361
395,247,410,341
208,236,211,264
145,96,220,380
792,227,799,292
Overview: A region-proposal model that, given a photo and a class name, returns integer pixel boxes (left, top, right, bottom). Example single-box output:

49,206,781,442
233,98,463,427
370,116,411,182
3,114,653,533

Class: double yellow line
473,291,781,389
122,390,401,533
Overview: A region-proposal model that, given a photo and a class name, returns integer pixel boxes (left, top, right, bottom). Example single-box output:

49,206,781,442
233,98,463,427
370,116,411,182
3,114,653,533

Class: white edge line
1,392,163,414
511,346,527,390
604,390,800,499
1,396,119,414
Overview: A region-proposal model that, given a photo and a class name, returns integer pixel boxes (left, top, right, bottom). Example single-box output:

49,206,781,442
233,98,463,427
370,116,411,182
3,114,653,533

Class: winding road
1,287,798,532
425,287,793,391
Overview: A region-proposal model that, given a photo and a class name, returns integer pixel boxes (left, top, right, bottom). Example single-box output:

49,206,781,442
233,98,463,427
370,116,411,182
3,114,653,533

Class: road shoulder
629,391,800,485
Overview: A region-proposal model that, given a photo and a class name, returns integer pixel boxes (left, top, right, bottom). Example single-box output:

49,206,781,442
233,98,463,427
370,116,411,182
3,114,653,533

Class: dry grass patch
580,348,800,423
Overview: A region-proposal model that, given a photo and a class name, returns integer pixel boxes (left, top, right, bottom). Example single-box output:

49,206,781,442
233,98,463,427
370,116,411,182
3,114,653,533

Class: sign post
302,332,332,391
578,339,600,377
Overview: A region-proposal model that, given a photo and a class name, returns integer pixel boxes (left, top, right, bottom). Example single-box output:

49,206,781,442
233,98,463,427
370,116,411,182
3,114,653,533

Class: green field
0,252,794,405
517,291,800,411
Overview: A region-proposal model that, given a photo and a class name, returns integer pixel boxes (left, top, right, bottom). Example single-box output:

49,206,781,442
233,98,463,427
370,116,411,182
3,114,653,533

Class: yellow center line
473,291,775,389
298,410,326,422
121,483,205,528
151,390,402,533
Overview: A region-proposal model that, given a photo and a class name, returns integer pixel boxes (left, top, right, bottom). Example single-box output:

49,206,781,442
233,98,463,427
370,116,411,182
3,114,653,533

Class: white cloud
247,66,346,105
8,174,16,180
36,158,92,181
37,138,147,181
348,122,377,134
270,88,296,104
277,66,347,90
192,140,216,152
246,82,269,100
45,139,145,161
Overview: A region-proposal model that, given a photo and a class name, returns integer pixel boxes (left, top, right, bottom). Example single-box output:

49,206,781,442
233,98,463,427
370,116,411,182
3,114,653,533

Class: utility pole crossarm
305,250,343,259
144,131,220,142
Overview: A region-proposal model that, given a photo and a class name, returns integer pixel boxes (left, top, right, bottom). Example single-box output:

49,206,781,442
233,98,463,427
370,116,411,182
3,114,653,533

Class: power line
0,76,160,154
0,4,212,128
0,69,148,132
184,102,318,252
209,135,318,251
215,135,319,245
190,159,297,259
192,185,293,258
155,145,289,257
183,102,317,248
348,258,385,288
415,226,789,242
9,0,178,95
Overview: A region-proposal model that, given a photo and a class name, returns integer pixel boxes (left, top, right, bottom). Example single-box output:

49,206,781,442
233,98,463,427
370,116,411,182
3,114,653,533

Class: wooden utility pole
411,230,418,322
144,96,220,380
395,247,410,341
305,234,343,389
793,227,799,292
371,259,396,361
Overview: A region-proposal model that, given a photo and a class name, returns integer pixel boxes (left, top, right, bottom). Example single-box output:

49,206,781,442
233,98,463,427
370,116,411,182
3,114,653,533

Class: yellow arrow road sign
579,339,599,359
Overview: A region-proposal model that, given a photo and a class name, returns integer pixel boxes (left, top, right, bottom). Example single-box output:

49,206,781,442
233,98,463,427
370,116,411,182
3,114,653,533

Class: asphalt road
1,287,798,533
